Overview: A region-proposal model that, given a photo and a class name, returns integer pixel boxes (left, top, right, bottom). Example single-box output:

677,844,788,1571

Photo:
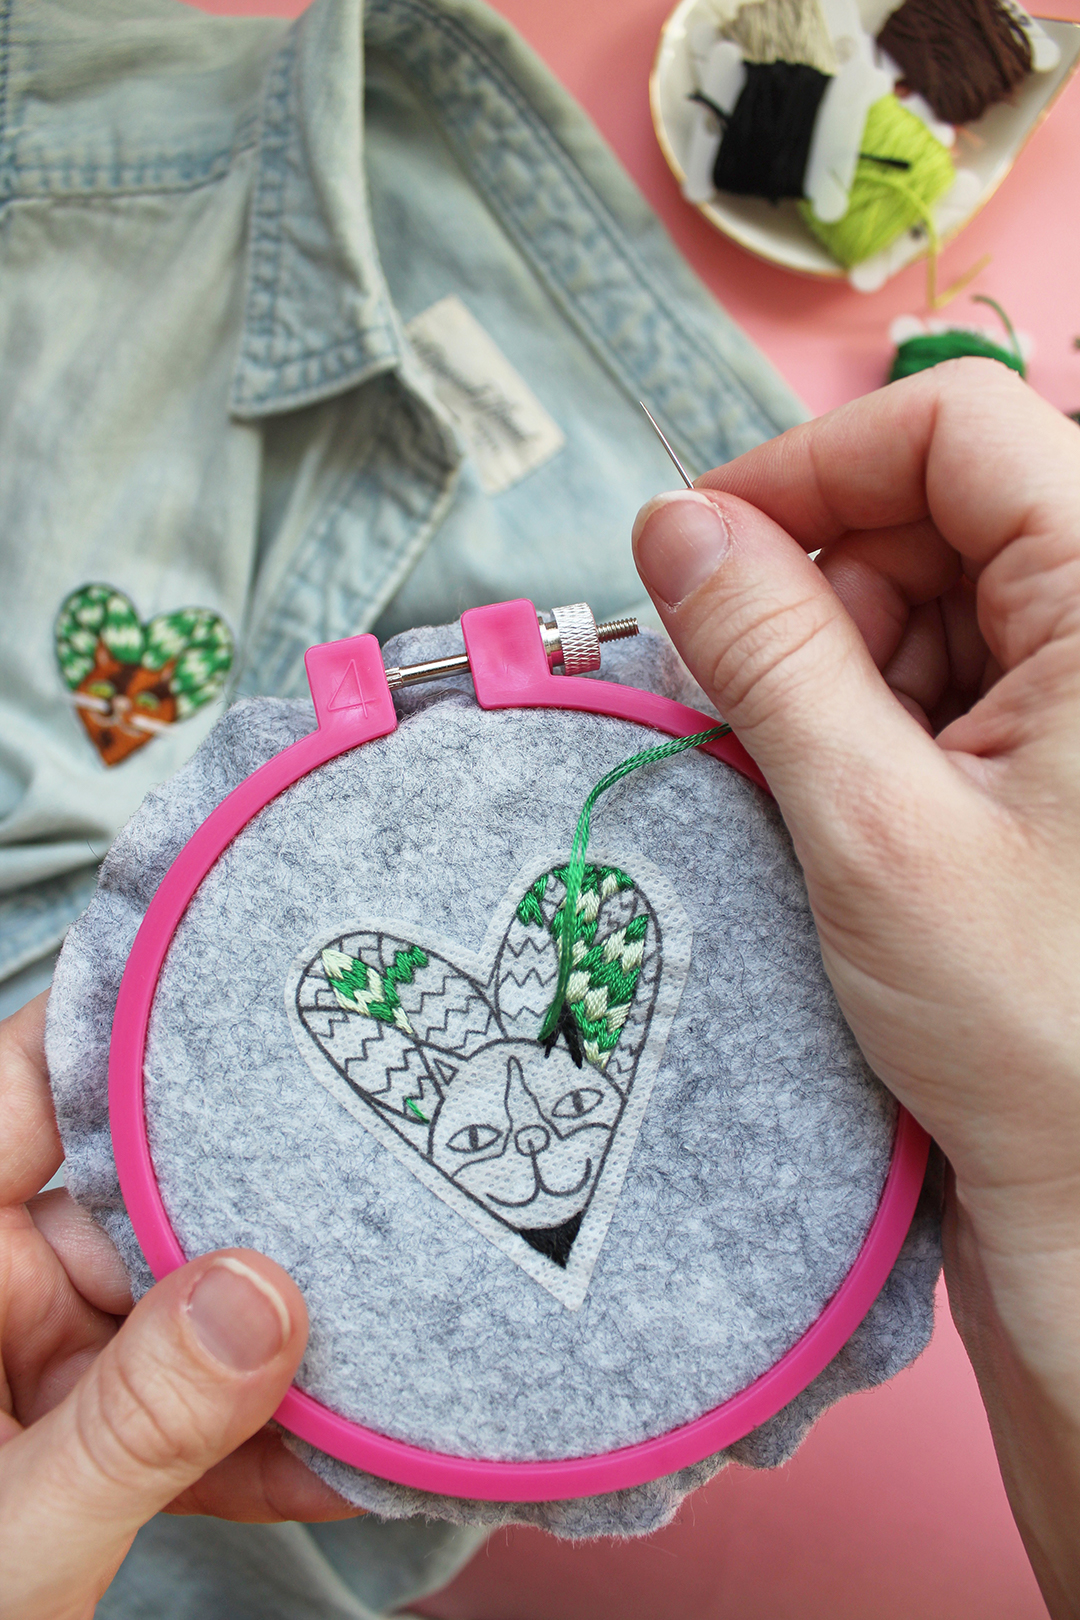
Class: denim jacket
0,0,804,1005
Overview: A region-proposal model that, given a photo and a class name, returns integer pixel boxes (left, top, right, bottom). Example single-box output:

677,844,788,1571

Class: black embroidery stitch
518,1211,584,1269
542,1003,584,1068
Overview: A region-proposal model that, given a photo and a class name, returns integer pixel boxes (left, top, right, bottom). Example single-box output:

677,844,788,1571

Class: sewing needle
639,401,695,490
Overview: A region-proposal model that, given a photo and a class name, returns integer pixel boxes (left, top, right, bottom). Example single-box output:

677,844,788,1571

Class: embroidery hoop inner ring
108,599,930,1503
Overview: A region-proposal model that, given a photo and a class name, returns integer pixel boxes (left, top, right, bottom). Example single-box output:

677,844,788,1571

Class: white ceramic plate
650,4,1080,285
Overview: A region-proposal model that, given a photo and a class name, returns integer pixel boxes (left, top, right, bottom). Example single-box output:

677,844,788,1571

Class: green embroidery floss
538,725,730,1044
799,94,955,269
888,295,1026,382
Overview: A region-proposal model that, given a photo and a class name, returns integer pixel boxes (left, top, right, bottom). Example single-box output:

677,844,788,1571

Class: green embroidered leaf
516,865,644,1071
100,593,146,664
146,608,235,716
516,874,548,927
322,944,428,1034
54,584,118,688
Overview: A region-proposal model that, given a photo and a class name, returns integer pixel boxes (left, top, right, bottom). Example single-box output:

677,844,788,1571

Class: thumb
0,1249,307,1620
631,487,957,852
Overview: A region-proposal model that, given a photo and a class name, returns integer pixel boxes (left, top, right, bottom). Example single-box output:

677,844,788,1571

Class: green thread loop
537,724,730,1043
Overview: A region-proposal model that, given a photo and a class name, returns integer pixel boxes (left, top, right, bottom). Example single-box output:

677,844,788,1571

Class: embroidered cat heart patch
287,854,691,1310
55,584,234,767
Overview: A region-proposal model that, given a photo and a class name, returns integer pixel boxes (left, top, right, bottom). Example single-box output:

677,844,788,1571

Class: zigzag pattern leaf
322,944,428,1034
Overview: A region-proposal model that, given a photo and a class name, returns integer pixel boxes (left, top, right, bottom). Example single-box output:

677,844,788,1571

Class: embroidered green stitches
518,865,645,1072
55,583,235,767
55,585,118,688
567,913,648,1069
55,585,234,714
551,864,634,949
517,864,634,935
515,874,548,929
322,944,429,1034
145,609,235,720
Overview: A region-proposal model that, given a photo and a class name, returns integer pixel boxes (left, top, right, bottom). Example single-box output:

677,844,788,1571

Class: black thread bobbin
693,61,833,204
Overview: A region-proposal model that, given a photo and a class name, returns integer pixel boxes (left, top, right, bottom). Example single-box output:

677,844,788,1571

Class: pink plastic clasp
305,634,398,745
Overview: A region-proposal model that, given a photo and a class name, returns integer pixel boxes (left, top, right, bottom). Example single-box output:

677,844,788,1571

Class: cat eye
447,1123,503,1153
552,1087,604,1119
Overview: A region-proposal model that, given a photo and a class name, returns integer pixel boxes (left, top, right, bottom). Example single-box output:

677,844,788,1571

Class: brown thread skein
878,0,1032,124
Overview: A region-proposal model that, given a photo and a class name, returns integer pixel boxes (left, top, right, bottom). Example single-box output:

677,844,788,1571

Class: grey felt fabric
46,625,941,1539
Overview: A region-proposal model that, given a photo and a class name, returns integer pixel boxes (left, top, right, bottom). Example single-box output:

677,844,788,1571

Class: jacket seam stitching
0,0,10,159
240,387,458,683
0,36,260,203
231,336,401,412
231,30,402,412
0,147,258,202
238,37,291,362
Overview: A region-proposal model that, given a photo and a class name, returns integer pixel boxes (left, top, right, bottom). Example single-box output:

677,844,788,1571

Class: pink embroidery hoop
108,598,930,1502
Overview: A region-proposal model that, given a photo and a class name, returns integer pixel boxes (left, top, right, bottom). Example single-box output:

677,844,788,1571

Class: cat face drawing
428,1041,624,1256
289,858,691,1308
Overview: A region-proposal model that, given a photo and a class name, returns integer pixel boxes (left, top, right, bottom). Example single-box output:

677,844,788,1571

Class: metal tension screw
537,603,638,675
383,604,638,690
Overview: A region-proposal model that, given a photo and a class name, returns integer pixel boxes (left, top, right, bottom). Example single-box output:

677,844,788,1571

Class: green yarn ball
888,298,1027,383
800,94,955,268
888,329,1026,382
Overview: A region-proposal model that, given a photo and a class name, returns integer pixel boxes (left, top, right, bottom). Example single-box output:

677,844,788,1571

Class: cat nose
515,1125,549,1155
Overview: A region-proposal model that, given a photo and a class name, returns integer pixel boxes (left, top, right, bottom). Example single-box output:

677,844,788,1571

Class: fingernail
632,491,731,610
188,1258,291,1371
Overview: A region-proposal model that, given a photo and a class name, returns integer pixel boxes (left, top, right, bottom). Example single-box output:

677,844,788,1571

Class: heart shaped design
287,854,691,1310
55,583,234,766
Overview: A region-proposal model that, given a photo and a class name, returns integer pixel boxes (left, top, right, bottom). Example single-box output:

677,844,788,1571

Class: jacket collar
230,0,402,418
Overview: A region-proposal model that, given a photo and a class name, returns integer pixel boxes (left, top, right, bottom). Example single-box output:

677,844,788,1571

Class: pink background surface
189,0,1079,1611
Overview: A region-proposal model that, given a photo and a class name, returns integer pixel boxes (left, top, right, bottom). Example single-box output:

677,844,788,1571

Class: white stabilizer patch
286,851,691,1311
